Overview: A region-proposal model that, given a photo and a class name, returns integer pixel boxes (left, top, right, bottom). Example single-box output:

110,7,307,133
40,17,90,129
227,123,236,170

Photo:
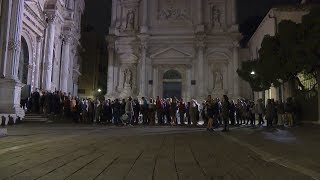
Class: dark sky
82,0,300,36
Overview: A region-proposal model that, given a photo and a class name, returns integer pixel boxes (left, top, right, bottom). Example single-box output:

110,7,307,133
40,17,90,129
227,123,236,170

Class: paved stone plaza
1,124,320,180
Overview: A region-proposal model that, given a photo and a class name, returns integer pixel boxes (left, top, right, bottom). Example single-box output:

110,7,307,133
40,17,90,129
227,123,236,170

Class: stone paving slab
0,124,319,180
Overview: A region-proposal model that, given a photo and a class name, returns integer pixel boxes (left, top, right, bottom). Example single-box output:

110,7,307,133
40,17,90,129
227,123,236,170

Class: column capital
62,35,73,44
108,43,115,51
8,39,21,51
45,13,56,23
195,34,206,48
36,36,43,42
232,41,240,48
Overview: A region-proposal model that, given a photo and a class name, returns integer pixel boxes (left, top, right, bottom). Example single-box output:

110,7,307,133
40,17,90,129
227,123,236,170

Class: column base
0,78,25,119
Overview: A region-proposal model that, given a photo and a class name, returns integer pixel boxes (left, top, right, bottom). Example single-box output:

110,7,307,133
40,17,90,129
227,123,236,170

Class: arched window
163,69,182,80
18,37,29,84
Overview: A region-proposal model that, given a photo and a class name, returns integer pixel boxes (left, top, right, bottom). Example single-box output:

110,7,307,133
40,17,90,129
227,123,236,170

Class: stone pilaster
42,13,56,91
60,35,72,93
233,42,240,98
0,0,12,78
138,35,148,97
152,65,158,98
106,40,115,96
34,36,42,89
186,64,192,101
196,36,206,99
140,0,148,33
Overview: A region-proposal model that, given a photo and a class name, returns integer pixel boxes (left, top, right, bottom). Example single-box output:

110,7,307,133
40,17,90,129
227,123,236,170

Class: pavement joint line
123,150,144,180
64,153,105,179
93,156,120,180
0,134,81,156
218,132,320,180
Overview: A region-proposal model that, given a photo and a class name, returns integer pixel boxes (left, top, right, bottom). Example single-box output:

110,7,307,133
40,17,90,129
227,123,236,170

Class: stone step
24,114,48,122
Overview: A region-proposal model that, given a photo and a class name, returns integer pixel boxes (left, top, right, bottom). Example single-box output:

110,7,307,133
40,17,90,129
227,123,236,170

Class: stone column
60,35,72,93
0,0,25,119
232,0,237,24
140,0,148,33
6,0,24,79
195,0,204,33
42,14,56,91
186,64,192,101
233,44,240,98
106,44,115,96
152,66,158,98
138,40,147,97
0,0,12,78
197,40,205,99
34,36,42,89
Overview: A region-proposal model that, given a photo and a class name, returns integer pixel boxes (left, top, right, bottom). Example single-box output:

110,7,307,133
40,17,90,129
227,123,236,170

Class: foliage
238,6,320,92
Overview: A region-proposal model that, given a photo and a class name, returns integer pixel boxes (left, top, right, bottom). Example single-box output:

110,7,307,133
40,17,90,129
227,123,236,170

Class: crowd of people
22,90,300,132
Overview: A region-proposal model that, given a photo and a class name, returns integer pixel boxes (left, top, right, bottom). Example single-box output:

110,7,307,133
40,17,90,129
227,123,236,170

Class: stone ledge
0,128,7,137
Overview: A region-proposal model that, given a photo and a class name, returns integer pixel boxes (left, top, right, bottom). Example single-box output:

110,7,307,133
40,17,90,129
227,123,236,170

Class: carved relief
158,0,190,21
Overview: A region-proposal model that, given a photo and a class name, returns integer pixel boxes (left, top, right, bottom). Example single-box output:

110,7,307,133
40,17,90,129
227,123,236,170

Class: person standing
112,99,121,126
206,95,214,131
255,99,265,126
265,99,275,128
125,97,134,125
156,96,164,125
148,98,156,125
141,97,149,125
170,97,178,125
178,99,186,125
221,95,230,132
189,100,198,127
229,100,236,125
133,99,141,125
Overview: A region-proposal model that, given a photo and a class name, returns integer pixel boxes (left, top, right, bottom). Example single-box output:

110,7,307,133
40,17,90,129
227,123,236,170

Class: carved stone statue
124,68,132,87
214,71,223,90
126,10,135,30
212,6,221,27
67,0,75,10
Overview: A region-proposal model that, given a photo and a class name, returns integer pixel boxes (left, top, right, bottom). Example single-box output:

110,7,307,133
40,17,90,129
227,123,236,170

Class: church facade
0,0,85,121
107,0,245,101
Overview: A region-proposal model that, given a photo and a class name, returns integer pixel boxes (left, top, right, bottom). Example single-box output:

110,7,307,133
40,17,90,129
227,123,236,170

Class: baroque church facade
0,0,85,120
107,0,246,101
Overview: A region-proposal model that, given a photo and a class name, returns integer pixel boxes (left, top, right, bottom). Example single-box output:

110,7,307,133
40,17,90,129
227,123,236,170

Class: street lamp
251,71,255,75
97,89,101,93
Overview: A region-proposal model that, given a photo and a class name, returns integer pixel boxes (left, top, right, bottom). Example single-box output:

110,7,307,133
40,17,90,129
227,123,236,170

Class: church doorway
163,69,182,99
18,37,29,84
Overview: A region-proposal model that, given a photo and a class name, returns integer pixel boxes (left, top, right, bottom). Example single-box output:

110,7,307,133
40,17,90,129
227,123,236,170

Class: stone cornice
24,3,46,29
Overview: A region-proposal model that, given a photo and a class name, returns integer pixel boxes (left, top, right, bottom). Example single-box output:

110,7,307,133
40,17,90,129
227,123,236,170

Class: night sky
82,0,300,36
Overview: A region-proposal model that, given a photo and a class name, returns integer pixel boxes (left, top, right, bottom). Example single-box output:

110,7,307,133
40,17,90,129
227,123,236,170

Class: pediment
151,48,192,59
207,52,230,60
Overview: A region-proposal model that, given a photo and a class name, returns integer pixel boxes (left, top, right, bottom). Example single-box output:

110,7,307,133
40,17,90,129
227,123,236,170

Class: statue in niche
212,6,221,27
214,71,223,90
124,68,132,88
126,10,135,30
66,0,75,10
